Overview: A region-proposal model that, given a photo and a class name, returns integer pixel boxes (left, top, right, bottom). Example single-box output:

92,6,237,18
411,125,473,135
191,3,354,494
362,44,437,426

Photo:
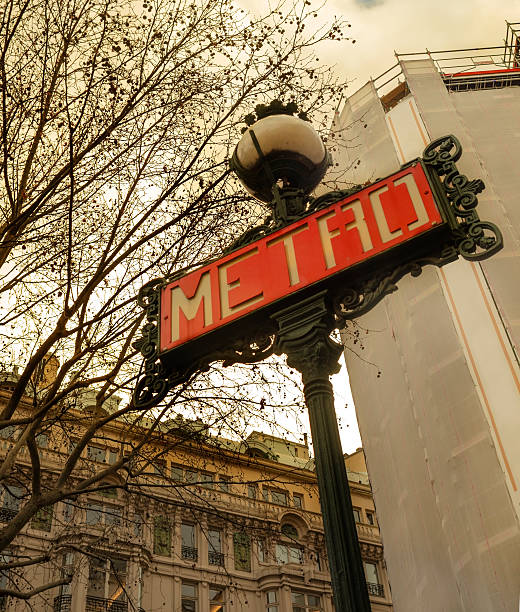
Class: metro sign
159,161,447,366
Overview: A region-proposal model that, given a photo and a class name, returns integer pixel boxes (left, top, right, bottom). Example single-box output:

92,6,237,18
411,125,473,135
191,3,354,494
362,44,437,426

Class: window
210,586,226,612
364,561,384,596
266,590,278,612
218,476,230,493
275,544,303,565
62,500,76,522
152,459,166,475
291,592,322,612
258,539,268,563
86,503,103,525
312,551,322,572
171,465,183,481
281,524,298,539
88,557,127,602
181,523,198,561
200,472,214,488
247,484,258,499
36,433,48,448
86,502,121,527
0,486,23,522
132,511,144,538
31,505,53,532
270,489,288,506
0,426,15,440
366,511,375,525
293,494,303,509
185,469,198,484
153,516,171,556
59,552,74,596
87,445,106,463
107,449,119,465
100,487,117,499
182,582,197,612
208,529,224,566
352,507,361,523
233,532,251,571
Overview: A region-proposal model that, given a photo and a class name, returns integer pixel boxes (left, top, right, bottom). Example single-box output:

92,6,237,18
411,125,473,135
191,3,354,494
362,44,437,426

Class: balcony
0,507,17,522
208,550,224,566
367,582,385,597
86,596,127,612
54,596,133,612
181,545,198,561
54,596,71,612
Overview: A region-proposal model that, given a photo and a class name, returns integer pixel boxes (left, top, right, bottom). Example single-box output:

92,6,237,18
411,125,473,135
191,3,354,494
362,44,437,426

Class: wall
336,60,520,612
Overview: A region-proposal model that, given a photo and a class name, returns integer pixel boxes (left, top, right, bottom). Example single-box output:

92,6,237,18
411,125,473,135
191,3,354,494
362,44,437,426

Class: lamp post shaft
272,291,372,612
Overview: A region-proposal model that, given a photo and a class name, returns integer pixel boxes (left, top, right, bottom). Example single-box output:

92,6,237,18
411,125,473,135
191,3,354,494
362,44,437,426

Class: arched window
281,523,298,539
276,522,303,565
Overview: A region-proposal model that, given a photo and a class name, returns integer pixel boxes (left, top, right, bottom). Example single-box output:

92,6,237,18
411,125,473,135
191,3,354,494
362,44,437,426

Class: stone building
0,372,392,611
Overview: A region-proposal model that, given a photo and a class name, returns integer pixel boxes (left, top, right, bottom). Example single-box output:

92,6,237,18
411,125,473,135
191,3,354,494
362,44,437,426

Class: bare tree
0,0,350,601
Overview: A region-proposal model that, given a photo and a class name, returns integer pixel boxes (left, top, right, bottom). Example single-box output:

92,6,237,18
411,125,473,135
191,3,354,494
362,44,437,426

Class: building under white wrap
333,25,520,612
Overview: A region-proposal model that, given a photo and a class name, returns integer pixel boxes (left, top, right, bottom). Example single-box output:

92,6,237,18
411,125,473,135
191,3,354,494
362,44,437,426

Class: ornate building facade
0,372,392,611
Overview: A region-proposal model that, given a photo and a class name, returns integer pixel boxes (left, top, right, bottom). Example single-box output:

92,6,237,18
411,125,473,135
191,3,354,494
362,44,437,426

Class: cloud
353,0,385,7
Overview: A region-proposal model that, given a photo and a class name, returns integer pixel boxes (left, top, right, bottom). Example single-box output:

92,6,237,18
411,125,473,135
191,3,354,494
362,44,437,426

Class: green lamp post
230,101,372,612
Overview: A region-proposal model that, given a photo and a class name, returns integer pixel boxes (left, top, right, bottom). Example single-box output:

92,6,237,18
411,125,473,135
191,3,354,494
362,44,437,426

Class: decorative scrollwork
332,246,458,323
133,278,172,409
307,185,364,213
456,220,503,260
423,133,462,166
220,333,277,367
423,134,502,260
224,223,273,254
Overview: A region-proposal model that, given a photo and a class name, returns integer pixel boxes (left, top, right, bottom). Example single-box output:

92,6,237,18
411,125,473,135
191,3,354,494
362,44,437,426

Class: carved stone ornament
360,542,384,561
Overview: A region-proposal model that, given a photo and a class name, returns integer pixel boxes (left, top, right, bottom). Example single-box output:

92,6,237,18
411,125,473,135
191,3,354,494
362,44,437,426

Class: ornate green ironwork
423,134,502,260
271,291,371,612
242,99,309,128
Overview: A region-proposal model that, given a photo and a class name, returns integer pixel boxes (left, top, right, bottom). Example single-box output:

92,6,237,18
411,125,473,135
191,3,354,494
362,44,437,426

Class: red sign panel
160,163,442,354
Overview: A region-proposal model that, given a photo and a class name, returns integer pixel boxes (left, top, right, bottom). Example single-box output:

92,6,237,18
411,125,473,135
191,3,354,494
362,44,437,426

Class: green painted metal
272,291,372,611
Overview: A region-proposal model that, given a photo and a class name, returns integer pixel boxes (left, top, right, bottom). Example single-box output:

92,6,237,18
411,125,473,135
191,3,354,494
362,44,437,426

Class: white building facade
333,29,520,612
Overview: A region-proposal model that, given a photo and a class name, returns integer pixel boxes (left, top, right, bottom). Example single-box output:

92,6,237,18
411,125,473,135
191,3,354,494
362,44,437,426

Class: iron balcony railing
208,550,225,566
54,595,71,612
54,597,142,612
54,595,129,612
367,582,385,597
86,596,127,611
0,507,18,522
181,545,198,561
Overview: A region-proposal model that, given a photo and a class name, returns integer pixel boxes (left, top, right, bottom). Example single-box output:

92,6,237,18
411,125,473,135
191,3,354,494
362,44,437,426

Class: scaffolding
374,21,520,110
